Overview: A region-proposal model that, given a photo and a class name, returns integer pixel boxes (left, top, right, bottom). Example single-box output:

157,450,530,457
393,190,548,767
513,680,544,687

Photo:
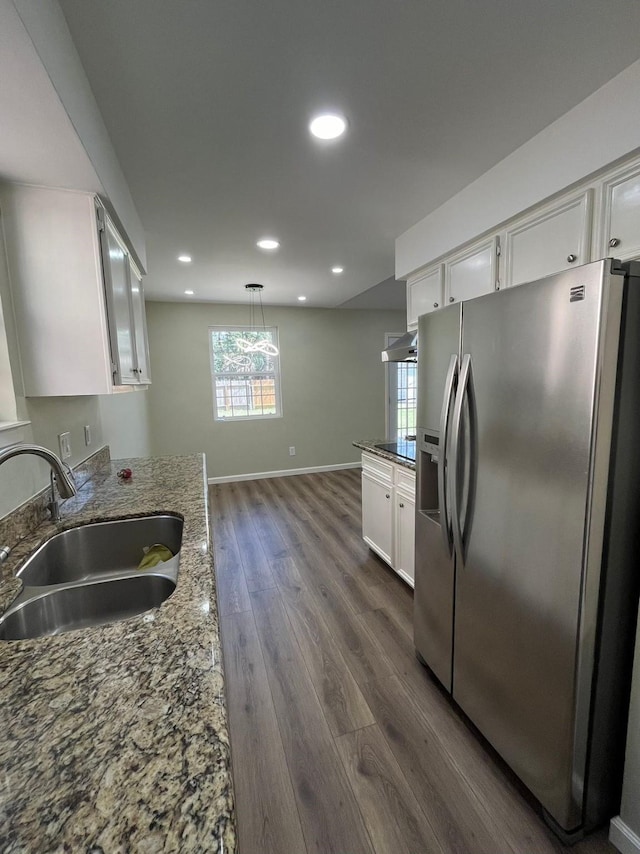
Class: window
386,334,416,440
209,327,282,421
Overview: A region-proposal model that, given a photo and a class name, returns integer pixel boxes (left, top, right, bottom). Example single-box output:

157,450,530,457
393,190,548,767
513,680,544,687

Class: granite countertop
0,454,235,853
353,439,416,471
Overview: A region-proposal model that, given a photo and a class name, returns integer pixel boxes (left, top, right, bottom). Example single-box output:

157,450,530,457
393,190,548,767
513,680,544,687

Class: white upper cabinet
129,262,151,384
503,190,593,288
445,236,499,304
398,152,640,320
407,265,443,329
0,184,150,396
598,162,640,262
100,216,137,385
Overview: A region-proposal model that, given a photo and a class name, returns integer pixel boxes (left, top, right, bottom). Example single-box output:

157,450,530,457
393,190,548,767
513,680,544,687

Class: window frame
209,325,283,422
385,333,417,441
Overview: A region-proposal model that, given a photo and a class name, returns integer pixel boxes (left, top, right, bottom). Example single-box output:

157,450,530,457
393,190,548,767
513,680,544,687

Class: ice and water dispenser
417,432,440,518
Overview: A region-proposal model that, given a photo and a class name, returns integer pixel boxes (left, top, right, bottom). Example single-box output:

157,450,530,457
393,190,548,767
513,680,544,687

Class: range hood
381,331,417,362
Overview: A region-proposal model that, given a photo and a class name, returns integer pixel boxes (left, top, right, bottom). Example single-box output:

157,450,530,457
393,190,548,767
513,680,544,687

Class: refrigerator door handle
438,354,458,555
450,353,471,565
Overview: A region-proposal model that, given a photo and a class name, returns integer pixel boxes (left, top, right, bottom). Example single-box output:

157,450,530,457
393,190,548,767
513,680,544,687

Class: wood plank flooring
212,469,616,854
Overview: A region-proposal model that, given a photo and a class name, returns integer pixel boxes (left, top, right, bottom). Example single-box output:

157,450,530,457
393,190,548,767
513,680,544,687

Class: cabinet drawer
361,452,394,485
396,468,416,494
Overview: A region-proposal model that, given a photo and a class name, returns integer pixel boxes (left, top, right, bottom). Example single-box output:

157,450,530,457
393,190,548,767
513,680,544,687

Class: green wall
146,301,405,479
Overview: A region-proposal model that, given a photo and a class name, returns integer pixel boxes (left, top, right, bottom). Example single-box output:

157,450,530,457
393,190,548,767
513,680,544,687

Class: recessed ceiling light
184,289,195,295
297,296,307,302
331,266,344,274
177,254,192,263
309,113,347,140
257,238,280,250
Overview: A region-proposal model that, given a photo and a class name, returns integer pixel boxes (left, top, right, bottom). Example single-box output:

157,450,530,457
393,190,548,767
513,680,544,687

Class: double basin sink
0,514,183,641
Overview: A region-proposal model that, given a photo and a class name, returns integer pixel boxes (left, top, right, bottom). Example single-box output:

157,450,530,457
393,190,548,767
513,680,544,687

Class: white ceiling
58,0,640,308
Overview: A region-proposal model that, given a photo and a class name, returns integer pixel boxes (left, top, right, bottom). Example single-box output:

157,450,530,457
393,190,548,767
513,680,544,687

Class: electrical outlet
58,432,72,460
289,446,296,456
84,425,91,446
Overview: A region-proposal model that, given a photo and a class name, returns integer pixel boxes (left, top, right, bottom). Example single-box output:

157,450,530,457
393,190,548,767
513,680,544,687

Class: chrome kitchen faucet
0,443,76,533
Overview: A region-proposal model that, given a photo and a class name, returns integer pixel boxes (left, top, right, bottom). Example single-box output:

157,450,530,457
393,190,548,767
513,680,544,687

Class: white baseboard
610,817,640,854
208,461,361,484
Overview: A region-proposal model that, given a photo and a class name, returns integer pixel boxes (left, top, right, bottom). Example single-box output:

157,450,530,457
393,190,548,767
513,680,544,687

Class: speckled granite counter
353,439,416,471
0,454,236,853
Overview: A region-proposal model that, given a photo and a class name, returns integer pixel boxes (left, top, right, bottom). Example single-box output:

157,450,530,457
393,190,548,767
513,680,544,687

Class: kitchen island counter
0,453,235,853
353,438,416,471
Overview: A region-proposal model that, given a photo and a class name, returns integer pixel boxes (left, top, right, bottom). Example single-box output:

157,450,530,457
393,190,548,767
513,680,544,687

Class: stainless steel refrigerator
414,258,640,839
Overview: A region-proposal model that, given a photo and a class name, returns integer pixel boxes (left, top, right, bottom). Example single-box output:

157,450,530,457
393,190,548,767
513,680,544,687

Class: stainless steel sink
0,574,176,640
17,514,183,586
0,514,183,640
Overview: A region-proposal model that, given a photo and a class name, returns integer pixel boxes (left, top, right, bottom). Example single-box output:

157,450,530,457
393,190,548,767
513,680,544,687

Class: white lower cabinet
361,452,416,587
362,470,393,565
393,470,416,586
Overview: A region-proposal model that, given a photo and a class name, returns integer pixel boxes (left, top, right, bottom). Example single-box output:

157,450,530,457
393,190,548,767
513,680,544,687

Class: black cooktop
374,440,416,462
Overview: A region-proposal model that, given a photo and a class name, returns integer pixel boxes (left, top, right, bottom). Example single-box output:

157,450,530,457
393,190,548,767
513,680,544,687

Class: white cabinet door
407,265,443,329
361,471,393,565
129,262,151,384
445,236,499,304
0,185,150,396
100,218,137,385
504,191,593,288
599,163,640,262
394,489,415,588
0,186,116,395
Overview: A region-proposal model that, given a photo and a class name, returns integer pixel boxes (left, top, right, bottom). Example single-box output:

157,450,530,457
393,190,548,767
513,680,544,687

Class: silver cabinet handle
438,354,458,557
449,296,455,303
399,502,404,508
385,493,390,499
567,254,577,263
433,302,439,308
609,237,621,248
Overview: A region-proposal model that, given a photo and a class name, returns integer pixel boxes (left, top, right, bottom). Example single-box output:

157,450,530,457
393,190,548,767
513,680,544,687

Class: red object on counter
117,468,132,480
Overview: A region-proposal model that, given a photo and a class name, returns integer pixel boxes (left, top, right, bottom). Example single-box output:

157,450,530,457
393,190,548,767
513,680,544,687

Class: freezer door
414,506,455,691
414,305,461,689
452,261,614,831
417,304,462,436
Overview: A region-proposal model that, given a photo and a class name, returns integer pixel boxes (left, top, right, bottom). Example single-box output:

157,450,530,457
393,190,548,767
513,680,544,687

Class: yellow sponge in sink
137,544,174,569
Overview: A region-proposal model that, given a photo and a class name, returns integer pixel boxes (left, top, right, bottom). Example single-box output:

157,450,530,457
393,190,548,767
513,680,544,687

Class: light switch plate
58,431,72,460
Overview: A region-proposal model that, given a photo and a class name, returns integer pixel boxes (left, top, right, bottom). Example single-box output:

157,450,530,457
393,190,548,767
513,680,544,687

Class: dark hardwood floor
211,469,616,854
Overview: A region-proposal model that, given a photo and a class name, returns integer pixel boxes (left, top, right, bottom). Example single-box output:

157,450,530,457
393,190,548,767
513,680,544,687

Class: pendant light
238,284,279,356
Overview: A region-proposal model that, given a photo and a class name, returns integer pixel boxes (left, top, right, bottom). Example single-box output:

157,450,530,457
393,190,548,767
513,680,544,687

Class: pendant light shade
239,284,280,356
